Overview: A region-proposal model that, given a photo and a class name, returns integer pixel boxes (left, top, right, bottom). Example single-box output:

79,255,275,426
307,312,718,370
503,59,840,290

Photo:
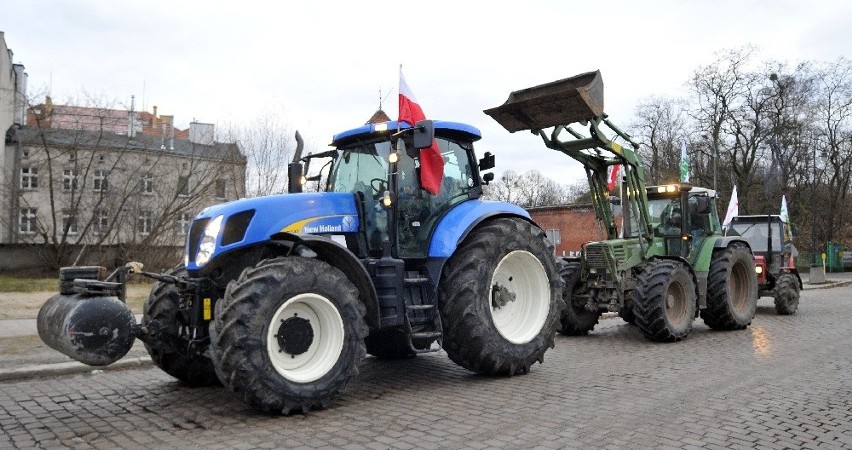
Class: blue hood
186,192,360,270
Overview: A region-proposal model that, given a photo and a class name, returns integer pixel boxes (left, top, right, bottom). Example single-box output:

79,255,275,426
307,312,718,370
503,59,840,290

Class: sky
3,0,850,185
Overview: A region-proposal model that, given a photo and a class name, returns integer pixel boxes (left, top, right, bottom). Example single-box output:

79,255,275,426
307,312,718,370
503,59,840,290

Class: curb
802,280,852,290
0,356,153,382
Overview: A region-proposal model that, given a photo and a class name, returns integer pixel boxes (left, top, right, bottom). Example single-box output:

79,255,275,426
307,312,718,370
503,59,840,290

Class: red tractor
727,215,802,314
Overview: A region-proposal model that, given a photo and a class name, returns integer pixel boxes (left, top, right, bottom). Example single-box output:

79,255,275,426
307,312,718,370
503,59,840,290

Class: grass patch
0,275,57,293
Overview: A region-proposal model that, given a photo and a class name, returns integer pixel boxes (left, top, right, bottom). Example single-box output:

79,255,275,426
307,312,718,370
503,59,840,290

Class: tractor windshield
328,140,391,195
728,222,783,253
648,198,681,236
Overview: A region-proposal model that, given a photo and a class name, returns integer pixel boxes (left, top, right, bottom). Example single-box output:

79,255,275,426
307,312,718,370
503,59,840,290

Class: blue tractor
38,118,563,414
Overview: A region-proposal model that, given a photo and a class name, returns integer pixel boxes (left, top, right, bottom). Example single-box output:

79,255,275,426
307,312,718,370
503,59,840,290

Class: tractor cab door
329,141,392,256
685,195,714,263
396,137,475,258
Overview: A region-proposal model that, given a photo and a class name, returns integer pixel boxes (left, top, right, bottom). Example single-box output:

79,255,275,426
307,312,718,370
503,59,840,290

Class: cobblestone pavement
1,286,851,449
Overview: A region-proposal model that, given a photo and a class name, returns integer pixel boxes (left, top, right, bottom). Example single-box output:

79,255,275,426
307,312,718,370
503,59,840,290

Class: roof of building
10,126,244,162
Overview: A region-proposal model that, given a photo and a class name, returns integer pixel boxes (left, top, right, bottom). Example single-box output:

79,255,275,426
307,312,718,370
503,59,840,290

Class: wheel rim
489,250,550,344
266,293,345,383
729,261,750,311
665,278,689,325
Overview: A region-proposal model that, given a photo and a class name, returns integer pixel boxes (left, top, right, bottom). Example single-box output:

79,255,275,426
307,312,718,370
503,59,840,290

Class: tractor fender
271,232,381,329
427,200,533,258
781,267,804,289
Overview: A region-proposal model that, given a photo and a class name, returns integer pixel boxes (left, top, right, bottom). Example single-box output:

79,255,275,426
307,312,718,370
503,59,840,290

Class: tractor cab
727,215,792,277
646,183,722,262
292,120,493,260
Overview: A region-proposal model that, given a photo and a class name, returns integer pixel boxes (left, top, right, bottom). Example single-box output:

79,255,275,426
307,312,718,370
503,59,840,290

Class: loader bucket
484,70,604,132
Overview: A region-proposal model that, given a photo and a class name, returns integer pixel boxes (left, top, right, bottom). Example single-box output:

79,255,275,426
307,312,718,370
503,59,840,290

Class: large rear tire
773,273,800,315
439,218,561,375
700,246,758,330
556,262,599,336
634,260,697,342
141,265,220,387
210,257,367,414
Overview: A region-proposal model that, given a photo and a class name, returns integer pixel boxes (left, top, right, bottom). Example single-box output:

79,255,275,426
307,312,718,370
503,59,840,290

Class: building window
141,174,154,194
177,176,191,197
138,211,153,235
62,169,78,191
215,179,227,199
177,213,192,235
93,210,109,235
93,170,109,192
20,167,38,189
61,212,78,235
98,154,105,163
20,148,29,159
19,208,37,234
545,228,561,245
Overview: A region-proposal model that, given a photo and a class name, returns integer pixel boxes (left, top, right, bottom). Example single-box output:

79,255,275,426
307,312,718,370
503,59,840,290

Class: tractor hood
185,192,360,270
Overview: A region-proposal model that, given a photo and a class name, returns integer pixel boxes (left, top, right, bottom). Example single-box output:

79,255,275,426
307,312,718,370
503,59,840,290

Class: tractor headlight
195,215,224,268
755,265,763,274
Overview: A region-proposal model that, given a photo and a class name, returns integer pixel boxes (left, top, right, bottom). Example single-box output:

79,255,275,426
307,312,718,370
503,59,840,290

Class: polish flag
399,66,443,195
607,164,621,191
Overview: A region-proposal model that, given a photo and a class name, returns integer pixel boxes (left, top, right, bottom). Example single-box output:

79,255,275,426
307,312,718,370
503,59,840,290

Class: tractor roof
331,120,481,148
730,215,786,224
646,183,718,198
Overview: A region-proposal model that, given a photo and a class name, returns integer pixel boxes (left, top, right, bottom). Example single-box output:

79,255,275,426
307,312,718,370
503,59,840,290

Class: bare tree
4,94,245,270
483,169,572,207
632,96,691,185
221,107,300,198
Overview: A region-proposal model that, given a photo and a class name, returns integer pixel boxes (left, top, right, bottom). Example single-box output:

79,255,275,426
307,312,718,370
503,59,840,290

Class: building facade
528,203,611,257
0,33,247,269
1,32,29,244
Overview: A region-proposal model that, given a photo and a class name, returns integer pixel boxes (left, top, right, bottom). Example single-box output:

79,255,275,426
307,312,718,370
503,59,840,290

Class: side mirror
413,120,434,149
288,163,303,193
482,172,495,185
479,152,495,171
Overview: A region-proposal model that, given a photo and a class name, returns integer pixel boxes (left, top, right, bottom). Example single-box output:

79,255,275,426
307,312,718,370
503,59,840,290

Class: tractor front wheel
633,260,697,342
210,257,367,414
773,273,800,315
141,265,220,386
556,262,599,336
701,246,758,330
439,218,560,375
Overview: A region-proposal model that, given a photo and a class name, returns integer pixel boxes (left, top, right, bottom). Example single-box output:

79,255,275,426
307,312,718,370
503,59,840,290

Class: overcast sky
3,0,850,185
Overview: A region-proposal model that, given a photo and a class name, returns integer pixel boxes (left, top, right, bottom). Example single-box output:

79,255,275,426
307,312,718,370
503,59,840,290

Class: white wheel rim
266,293,345,383
489,250,551,344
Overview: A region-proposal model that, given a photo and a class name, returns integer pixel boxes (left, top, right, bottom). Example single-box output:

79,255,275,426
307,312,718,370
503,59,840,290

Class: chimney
128,95,136,138
152,105,158,127
189,122,215,145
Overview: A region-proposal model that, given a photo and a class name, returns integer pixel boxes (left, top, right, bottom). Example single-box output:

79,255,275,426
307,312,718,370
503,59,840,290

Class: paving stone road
1,284,851,449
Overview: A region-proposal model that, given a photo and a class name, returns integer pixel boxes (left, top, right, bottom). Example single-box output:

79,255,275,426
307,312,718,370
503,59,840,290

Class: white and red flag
606,164,621,191
399,66,443,195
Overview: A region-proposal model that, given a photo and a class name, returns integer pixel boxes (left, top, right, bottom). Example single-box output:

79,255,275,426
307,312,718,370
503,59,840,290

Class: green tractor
485,70,758,341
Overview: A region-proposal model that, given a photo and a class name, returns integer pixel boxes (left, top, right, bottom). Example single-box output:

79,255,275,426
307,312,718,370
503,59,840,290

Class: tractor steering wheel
370,178,387,195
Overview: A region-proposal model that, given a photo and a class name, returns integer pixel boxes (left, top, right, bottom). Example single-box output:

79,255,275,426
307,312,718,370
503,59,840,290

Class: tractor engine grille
584,243,626,269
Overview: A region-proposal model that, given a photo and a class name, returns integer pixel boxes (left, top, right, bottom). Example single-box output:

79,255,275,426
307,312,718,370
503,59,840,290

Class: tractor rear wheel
773,273,800,315
141,265,220,387
700,246,758,330
633,260,697,342
210,257,367,414
556,262,599,336
439,218,560,375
